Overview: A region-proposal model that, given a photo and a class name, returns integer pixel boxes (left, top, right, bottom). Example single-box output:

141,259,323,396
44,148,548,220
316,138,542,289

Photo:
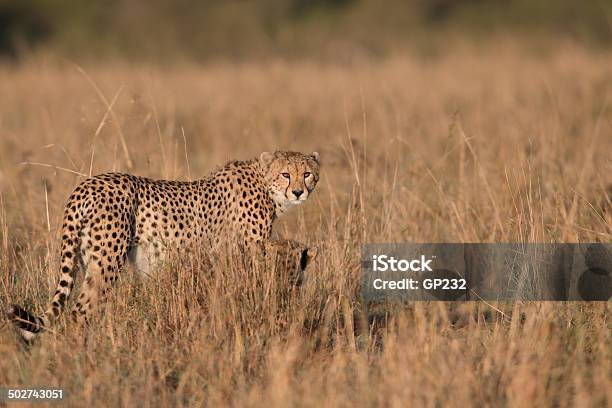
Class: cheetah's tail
5,304,48,343
7,203,83,342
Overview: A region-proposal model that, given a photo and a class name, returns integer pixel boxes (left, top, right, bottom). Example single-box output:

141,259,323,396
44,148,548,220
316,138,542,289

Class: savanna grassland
0,45,611,406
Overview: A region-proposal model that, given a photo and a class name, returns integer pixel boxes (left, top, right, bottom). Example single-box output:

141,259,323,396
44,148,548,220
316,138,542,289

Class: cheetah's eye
281,173,290,179
304,172,311,178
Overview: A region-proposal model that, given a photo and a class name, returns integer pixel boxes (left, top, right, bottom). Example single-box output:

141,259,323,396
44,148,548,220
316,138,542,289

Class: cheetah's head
260,150,320,214
264,239,319,287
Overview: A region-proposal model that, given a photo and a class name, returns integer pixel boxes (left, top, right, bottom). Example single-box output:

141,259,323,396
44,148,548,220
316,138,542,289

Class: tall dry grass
0,45,611,406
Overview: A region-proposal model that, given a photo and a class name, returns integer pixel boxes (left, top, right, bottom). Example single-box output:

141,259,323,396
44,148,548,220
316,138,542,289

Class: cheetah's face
260,151,320,211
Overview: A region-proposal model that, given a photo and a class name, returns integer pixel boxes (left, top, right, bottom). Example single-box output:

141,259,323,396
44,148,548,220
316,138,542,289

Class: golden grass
0,46,611,406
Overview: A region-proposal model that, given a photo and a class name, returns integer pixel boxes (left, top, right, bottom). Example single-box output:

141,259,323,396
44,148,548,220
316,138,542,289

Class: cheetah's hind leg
69,220,132,325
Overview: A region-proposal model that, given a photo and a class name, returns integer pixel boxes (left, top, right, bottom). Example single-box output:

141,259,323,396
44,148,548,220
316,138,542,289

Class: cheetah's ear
300,247,319,271
311,152,320,164
300,246,319,270
306,246,318,263
260,151,275,167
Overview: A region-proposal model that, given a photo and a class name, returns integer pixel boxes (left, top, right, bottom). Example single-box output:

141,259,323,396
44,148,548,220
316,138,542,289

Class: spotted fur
263,239,318,286
7,150,320,341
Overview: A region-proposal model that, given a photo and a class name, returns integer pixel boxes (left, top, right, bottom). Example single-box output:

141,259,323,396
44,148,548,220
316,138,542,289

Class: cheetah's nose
292,189,304,198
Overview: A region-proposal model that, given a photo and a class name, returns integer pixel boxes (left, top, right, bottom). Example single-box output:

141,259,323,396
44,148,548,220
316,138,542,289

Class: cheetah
263,238,318,287
7,150,320,341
